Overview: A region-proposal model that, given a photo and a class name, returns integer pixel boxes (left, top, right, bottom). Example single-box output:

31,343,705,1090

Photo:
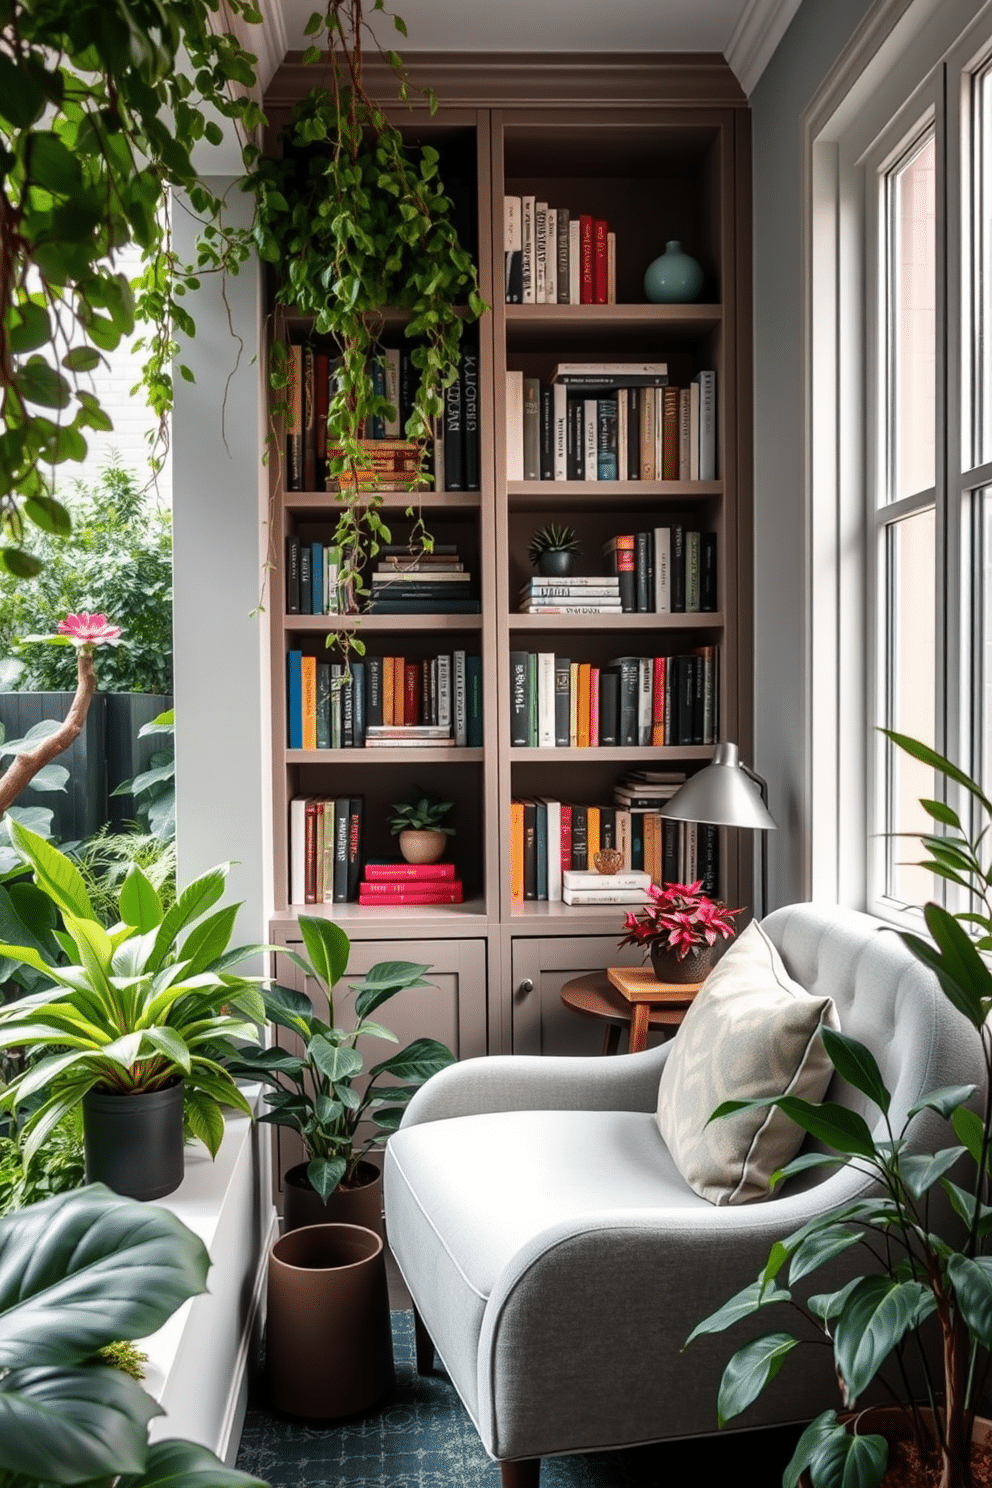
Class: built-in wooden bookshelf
263,54,752,1060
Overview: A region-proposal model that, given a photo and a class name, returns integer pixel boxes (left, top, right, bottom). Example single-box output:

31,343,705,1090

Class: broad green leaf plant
0,822,267,1162
687,731,992,1488
227,914,455,1200
0,0,264,579
245,0,486,643
0,1183,268,1488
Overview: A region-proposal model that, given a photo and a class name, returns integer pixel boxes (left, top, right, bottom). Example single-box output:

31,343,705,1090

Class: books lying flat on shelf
518,578,621,614
358,882,464,905
364,861,456,881
509,795,718,903
551,362,669,387
508,649,718,748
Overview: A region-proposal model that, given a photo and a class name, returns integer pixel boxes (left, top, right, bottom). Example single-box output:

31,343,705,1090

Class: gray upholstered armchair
383,903,986,1487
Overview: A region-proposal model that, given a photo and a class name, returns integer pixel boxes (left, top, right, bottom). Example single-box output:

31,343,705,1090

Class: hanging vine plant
245,0,486,649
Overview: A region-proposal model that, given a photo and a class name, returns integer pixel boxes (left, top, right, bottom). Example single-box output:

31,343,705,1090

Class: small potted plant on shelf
686,730,992,1488
617,879,742,984
389,786,456,865
227,915,455,1232
0,821,266,1201
528,523,582,577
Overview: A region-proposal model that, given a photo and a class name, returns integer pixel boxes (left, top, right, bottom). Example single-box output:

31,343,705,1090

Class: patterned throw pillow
656,921,840,1205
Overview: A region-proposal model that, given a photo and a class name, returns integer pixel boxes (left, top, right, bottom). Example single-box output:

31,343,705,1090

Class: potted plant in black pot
528,523,581,577
228,914,455,1233
617,878,742,983
687,732,992,1488
0,821,266,1200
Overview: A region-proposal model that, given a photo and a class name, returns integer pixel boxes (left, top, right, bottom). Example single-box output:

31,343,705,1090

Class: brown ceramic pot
266,1223,394,1418
398,828,447,864
649,941,717,984
798,1407,992,1486
282,1159,383,1236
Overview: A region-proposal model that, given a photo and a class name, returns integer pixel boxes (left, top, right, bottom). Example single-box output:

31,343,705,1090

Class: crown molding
725,0,803,96
264,51,747,111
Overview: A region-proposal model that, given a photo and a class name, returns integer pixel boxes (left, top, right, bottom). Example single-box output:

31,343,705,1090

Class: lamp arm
738,761,770,808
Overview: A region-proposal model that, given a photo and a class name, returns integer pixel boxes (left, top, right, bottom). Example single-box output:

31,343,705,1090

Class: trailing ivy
245,0,486,650
0,0,265,578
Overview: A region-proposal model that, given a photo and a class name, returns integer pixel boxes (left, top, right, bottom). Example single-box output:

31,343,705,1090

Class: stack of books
364,725,455,750
289,796,363,905
358,861,464,906
518,576,621,614
368,544,480,615
561,869,651,907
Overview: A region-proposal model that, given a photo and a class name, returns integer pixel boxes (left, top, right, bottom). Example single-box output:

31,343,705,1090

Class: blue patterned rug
236,1312,801,1485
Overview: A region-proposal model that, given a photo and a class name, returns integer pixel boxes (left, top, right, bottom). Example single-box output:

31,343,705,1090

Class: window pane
884,507,935,904
978,488,992,791
976,67,992,465
887,134,936,503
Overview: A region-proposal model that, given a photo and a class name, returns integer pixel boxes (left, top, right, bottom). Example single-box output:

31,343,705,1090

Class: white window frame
804,0,992,923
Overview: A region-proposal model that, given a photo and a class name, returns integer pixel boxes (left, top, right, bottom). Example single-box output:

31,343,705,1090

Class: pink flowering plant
52,611,122,649
618,879,742,962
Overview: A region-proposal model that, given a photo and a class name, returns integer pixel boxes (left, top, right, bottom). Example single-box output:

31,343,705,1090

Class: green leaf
716,1333,798,1426
261,982,314,1035
351,959,433,1017
0,55,46,126
686,1278,792,1345
118,1436,270,1488
910,1084,978,1122
882,728,992,814
8,821,94,921
901,904,992,1028
367,1036,455,1084
298,916,350,990
8,302,50,354
833,1275,934,1401
899,1147,967,1201
711,1096,877,1159
23,496,71,537
308,1036,362,1083
149,866,229,970
1,549,43,579
119,866,163,933
18,357,71,410
184,1090,226,1159
788,1226,863,1285
61,346,102,373
784,1410,887,1488
307,1155,346,1201
952,1104,987,1167
820,1028,890,1113
0,1364,159,1483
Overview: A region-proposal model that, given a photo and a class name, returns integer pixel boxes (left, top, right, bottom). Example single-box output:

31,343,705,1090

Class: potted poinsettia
618,879,742,983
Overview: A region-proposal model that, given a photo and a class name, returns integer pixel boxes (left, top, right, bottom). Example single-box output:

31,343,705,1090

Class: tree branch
0,649,96,814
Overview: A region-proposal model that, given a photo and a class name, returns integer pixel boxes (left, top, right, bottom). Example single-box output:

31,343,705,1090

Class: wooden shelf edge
504,303,722,325
507,611,723,630
270,900,490,931
283,490,482,511
287,748,484,764
508,745,713,761
283,613,484,633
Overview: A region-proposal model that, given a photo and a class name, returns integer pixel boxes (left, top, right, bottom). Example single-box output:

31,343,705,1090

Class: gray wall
749,0,875,908
171,181,270,943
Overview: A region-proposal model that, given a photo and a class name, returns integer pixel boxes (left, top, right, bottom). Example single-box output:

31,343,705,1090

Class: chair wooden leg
412,1304,435,1375
602,1021,622,1056
499,1459,540,1488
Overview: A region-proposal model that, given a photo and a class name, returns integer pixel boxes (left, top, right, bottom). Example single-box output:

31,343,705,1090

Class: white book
568,220,581,303
543,798,563,902
535,201,547,303
563,869,650,889
678,386,691,479
689,380,700,480
537,652,556,747
562,888,651,906
290,797,308,906
553,382,568,481
553,361,669,377
545,208,558,304
695,369,717,480
521,195,536,304
383,347,401,436
654,526,671,613
520,600,623,612
583,398,598,481
437,653,452,727
453,650,467,746
637,658,653,746
524,575,620,588
521,585,621,598
504,194,521,249
506,370,524,481
653,387,663,476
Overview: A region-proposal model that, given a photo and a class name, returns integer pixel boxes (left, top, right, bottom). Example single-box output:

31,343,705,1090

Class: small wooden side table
559,970,703,1056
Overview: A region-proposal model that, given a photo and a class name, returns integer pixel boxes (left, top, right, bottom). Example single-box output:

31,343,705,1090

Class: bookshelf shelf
264,55,752,1058
507,612,724,633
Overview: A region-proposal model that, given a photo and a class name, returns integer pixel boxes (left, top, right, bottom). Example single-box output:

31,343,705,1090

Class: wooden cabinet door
510,935,645,1056
271,936,487,1200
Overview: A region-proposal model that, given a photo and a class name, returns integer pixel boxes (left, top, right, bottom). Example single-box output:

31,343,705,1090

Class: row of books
284,337,481,494
507,369,717,482
367,544,479,616
287,651,483,749
358,861,465,906
509,796,719,903
504,198,616,305
509,648,718,749
603,528,718,614
289,795,364,905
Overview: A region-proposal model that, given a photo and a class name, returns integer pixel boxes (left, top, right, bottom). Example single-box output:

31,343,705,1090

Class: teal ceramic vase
643,240,704,303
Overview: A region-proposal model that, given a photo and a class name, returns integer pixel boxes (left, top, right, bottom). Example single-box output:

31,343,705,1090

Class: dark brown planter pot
798,1407,992,1486
283,1159,383,1236
82,1080,185,1201
266,1223,394,1418
649,941,718,984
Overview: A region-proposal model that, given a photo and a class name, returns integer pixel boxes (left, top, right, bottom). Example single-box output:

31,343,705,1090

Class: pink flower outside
57,613,122,646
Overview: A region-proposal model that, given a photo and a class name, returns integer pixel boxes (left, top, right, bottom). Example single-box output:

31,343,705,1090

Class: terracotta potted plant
228,914,455,1232
388,786,455,865
617,879,742,984
0,822,265,1200
687,731,992,1488
528,523,581,577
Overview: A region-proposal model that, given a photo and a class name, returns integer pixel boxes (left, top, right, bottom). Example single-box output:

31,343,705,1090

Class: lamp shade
659,742,777,831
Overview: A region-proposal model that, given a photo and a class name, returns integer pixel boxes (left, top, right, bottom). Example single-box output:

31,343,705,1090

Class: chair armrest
400,1046,673,1127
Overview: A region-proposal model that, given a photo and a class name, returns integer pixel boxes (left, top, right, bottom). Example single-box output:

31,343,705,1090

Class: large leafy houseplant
687,731,992,1488
0,821,265,1163
228,915,455,1201
0,1182,267,1488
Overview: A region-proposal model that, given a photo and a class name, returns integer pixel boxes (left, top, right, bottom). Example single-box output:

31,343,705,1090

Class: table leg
602,1022,622,1056
628,1004,650,1053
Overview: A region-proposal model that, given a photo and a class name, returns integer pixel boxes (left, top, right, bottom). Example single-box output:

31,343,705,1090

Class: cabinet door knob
517,978,534,996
